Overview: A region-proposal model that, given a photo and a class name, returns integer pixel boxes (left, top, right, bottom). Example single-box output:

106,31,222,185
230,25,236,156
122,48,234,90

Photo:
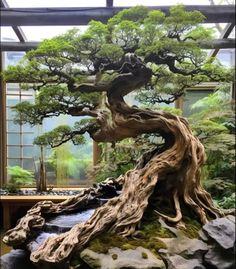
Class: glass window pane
8,146,21,158
8,158,21,167
22,26,88,42
22,124,35,132
23,134,34,145
21,95,34,103
22,159,34,171
216,49,235,67
7,121,21,132
114,0,213,6
33,145,40,157
1,27,18,42
23,146,34,158
7,0,106,7
8,133,21,144
7,83,20,93
182,90,213,117
6,107,17,120
7,95,20,106
229,27,235,38
5,52,25,67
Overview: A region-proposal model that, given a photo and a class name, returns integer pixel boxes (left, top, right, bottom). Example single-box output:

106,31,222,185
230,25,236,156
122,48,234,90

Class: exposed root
154,190,182,223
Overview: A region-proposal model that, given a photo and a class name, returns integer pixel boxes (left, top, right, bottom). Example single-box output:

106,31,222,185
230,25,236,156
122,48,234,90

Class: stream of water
0,208,96,269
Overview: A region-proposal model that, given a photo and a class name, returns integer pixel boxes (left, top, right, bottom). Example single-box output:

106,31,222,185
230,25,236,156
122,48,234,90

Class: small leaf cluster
34,118,97,148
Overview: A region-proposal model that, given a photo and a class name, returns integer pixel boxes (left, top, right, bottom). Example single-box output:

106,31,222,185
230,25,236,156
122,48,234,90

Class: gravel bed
0,189,82,196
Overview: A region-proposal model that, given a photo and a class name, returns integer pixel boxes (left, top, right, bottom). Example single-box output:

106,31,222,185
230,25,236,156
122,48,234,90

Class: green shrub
214,193,235,209
189,86,235,205
5,166,34,192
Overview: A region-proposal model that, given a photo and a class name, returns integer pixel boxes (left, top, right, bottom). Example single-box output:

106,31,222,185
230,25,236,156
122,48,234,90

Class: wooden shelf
0,192,84,230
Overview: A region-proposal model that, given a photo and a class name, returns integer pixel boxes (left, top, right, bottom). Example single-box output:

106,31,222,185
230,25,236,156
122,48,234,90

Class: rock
157,234,207,269
80,247,166,269
204,245,235,269
202,217,235,250
226,214,235,223
162,254,205,269
0,249,36,269
157,233,208,258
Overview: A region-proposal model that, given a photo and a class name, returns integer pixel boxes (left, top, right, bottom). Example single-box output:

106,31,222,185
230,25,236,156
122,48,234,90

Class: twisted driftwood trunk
3,56,223,266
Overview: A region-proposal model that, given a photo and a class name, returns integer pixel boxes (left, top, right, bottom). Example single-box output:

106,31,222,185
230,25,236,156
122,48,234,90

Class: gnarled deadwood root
3,106,224,266
29,112,223,265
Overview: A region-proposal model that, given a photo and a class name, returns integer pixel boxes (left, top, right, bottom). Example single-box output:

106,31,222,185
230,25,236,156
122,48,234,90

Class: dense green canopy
3,5,232,147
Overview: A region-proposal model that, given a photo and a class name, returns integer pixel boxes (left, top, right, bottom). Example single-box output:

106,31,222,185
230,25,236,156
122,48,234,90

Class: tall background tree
3,5,233,266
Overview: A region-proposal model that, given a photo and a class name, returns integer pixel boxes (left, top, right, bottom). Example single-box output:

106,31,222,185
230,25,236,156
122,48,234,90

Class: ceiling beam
0,42,39,51
106,0,113,7
209,23,235,58
1,39,235,52
0,5,235,26
1,0,27,42
200,38,235,49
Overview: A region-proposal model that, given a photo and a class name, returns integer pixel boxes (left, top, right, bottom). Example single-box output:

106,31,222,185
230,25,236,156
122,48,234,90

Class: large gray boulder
200,217,236,269
204,245,235,269
0,249,36,269
157,233,208,258
202,217,235,250
80,247,166,269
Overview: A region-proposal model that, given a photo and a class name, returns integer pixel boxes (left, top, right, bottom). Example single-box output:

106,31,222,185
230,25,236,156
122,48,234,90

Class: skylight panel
0,27,19,41
114,0,210,6
203,23,228,38
229,26,235,38
6,0,106,7
21,26,88,42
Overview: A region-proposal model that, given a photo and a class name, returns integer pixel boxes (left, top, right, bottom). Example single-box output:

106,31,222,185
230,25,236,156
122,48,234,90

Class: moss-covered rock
80,250,101,269
86,214,202,259
80,247,166,269
86,220,170,258
73,211,203,268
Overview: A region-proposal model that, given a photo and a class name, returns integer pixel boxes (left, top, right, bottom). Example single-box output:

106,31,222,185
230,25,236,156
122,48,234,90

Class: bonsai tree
2,5,233,266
